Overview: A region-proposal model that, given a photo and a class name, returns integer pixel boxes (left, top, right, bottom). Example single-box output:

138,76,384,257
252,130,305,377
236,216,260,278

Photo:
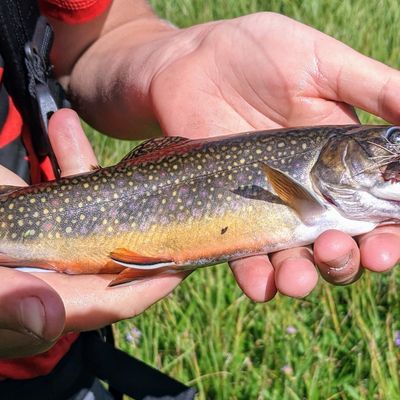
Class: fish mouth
372,161,400,201
382,161,400,184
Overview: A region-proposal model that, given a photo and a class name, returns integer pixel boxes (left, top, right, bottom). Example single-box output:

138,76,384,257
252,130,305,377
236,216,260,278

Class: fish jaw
370,182,400,201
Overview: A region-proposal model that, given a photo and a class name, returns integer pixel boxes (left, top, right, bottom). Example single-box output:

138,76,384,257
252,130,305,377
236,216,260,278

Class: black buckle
24,16,63,179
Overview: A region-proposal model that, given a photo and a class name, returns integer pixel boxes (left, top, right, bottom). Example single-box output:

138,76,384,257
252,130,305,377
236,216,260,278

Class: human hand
97,12,399,301
0,109,183,358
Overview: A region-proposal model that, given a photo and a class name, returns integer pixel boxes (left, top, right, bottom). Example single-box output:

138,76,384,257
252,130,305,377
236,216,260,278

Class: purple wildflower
286,326,297,335
125,326,142,345
281,365,293,376
395,331,400,347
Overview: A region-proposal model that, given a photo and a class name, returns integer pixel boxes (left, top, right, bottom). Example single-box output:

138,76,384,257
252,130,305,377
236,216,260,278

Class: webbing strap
82,332,196,400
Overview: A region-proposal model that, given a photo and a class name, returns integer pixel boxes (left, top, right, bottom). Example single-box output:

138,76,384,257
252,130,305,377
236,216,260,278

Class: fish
0,124,400,286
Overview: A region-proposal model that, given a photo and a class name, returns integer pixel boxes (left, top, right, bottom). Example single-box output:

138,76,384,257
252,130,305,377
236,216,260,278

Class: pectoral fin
260,162,326,224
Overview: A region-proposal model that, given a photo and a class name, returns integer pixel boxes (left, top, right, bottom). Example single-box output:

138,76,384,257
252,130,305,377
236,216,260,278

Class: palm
151,13,361,138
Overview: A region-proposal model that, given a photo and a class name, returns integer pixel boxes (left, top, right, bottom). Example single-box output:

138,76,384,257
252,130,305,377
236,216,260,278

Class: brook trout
0,125,399,286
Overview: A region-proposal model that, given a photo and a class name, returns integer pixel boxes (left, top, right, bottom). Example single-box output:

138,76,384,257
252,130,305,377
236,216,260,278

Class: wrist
68,17,177,138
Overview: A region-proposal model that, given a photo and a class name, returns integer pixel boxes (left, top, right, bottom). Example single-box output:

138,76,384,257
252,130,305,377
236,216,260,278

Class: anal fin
108,265,180,287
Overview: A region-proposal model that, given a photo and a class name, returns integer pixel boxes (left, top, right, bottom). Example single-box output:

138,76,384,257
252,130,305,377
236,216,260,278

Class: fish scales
0,126,340,240
0,124,398,284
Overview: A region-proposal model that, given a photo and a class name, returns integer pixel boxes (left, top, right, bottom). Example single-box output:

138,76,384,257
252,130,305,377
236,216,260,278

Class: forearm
49,0,177,138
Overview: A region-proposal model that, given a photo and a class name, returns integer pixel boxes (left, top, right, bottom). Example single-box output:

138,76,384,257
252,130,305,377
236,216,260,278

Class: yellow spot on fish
102,219,108,225
87,196,93,202
107,226,113,233
8,203,14,210
80,214,85,220
66,227,72,233
83,183,90,189
41,197,46,203
64,198,70,204
17,220,24,227
30,198,36,204
7,215,13,220
43,209,49,215
18,207,24,212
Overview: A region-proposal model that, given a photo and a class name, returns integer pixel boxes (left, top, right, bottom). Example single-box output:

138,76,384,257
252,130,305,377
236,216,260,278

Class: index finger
312,36,400,123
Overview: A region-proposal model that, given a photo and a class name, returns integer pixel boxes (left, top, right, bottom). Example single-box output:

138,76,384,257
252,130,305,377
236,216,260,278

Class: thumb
48,109,98,177
0,268,65,358
313,34,400,123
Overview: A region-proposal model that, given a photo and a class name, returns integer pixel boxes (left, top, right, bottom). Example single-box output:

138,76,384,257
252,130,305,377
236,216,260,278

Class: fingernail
19,297,45,338
324,253,351,271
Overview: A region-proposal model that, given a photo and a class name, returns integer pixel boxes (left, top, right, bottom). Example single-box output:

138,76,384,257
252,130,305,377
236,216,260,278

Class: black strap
82,331,196,400
0,0,66,179
0,1,42,149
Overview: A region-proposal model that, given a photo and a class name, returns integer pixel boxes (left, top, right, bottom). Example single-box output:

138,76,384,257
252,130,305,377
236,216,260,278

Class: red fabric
0,96,23,149
38,0,112,24
0,333,79,380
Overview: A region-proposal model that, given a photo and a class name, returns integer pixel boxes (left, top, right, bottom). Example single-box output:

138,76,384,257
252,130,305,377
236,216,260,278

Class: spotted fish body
1,125,400,285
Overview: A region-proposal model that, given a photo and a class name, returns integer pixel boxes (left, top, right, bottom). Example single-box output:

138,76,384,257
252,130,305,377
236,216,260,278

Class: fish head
311,125,400,222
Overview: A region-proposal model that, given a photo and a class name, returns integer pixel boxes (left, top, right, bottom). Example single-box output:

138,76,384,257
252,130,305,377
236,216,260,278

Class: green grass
85,1,400,398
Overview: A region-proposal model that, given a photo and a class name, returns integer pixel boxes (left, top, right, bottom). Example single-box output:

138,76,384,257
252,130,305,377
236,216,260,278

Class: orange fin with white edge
109,248,175,269
0,254,56,271
108,266,180,287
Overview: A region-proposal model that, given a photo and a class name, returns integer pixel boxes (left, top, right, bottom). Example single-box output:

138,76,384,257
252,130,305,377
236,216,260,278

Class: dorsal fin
0,185,21,197
121,136,189,162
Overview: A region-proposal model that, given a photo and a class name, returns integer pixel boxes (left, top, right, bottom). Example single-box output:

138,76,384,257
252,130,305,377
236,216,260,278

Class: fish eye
386,126,400,144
